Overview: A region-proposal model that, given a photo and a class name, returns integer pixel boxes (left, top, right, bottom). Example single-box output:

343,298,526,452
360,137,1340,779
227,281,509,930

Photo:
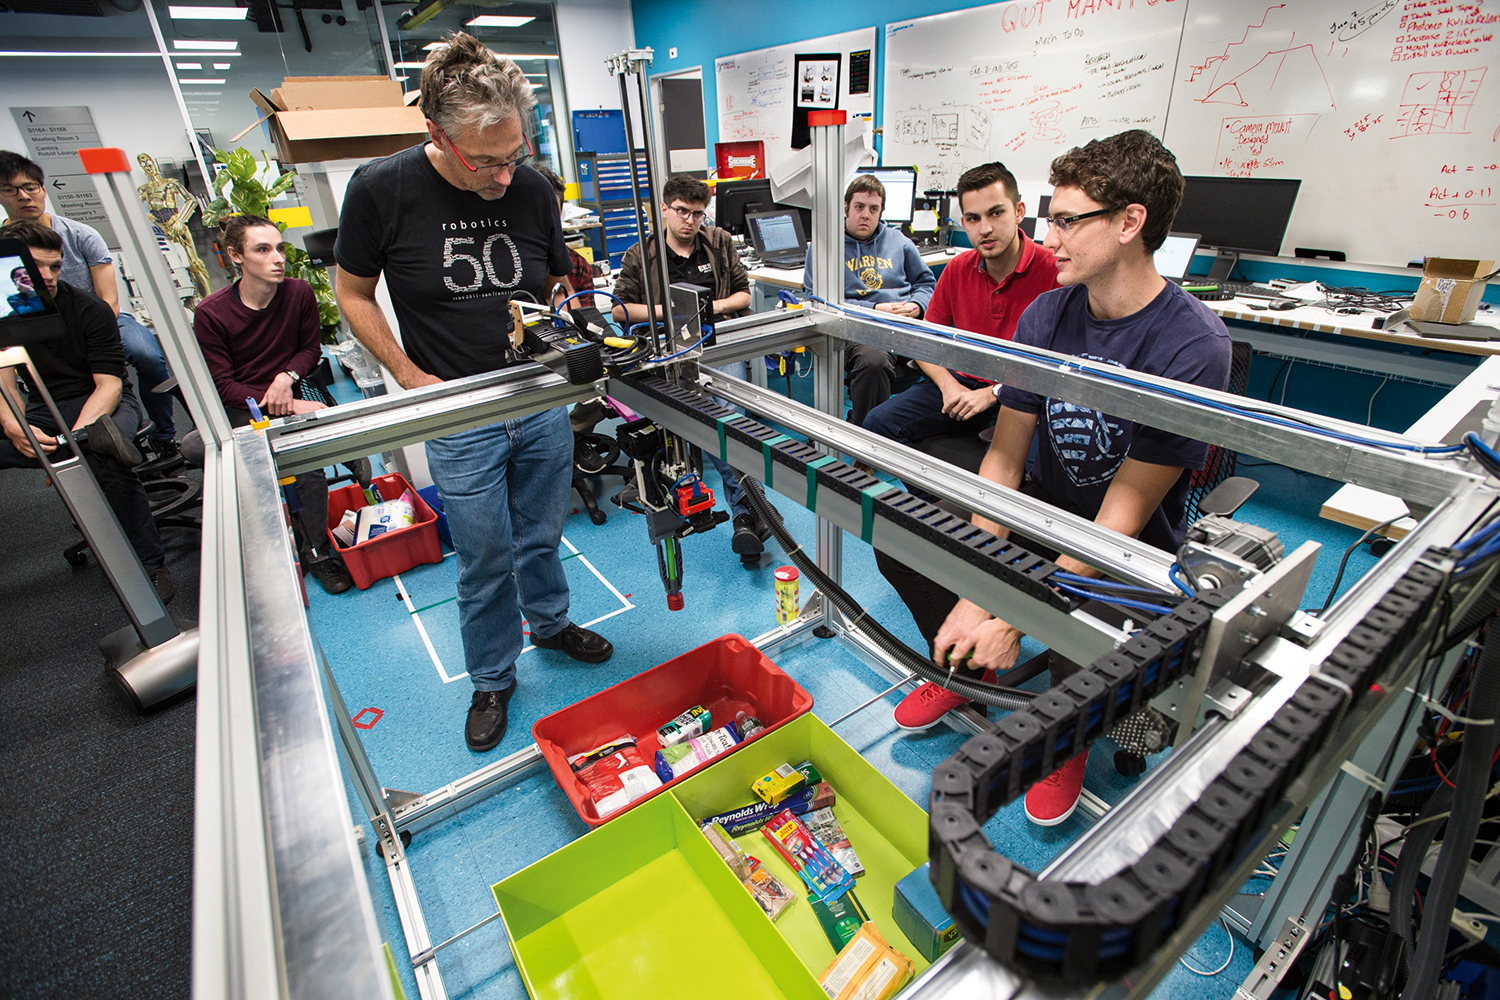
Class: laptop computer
1154,232,1201,281
745,209,808,269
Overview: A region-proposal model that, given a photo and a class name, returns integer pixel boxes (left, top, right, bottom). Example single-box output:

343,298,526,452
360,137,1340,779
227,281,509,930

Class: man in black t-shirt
334,32,612,754
0,220,172,602
612,174,773,564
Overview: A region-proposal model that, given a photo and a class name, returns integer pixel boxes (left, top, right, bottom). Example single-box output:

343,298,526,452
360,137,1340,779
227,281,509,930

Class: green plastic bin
493,714,932,997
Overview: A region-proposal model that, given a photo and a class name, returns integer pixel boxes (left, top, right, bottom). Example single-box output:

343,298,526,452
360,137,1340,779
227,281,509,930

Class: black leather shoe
731,511,772,556
465,682,516,752
149,566,175,604
345,456,373,488
77,414,143,468
530,622,613,663
306,556,354,594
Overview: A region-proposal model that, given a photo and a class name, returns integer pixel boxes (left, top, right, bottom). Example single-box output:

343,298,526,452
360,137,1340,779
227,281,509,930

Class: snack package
354,489,417,543
653,724,739,782
753,762,807,805
817,923,914,1000
761,807,856,903
744,857,796,921
802,806,864,877
567,737,662,818
810,889,870,951
657,705,710,747
702,781,835,837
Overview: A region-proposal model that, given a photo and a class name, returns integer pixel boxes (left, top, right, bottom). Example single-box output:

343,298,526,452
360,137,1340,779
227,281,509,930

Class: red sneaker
1024,750,1089,826
893,669,998,731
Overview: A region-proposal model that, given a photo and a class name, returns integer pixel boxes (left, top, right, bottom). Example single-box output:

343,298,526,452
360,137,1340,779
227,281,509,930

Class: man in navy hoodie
804,174,935,426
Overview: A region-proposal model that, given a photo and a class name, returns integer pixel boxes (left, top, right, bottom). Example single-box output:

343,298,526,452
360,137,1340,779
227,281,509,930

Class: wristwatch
284,370,302,383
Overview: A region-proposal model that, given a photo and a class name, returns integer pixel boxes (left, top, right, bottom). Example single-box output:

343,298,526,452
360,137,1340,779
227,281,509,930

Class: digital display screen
1153,234,1200,280
0,255,47,320
753,213,802,253
855,166,917,224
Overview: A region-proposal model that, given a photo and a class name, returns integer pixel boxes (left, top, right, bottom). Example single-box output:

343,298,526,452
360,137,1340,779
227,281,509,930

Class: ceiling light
168,5,247,19
176,62,203,69
492,53,559,60
466,15,536,28
179,78,227,84
423,42,443,51
394,61,428,69
212,63,231,69
176,50,240,57
172,39,238,51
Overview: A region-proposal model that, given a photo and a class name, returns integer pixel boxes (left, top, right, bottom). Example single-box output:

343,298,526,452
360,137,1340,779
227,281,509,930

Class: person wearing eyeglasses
610,174,775,566
888,131,1231,828
863,162,1059,458
0,151,181,462
334,32,612,755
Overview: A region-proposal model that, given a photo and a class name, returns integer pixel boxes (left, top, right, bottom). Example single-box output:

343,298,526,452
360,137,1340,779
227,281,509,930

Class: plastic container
532,634,813,826
415,485,452,550
325,472,442,589
493,713,934,999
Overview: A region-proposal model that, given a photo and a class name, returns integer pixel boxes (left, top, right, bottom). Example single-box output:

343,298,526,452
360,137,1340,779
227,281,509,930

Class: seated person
802,173,935,426
7,264,43,314
863,162,1058,456
193,214,363,594
0,151,180,459
613,174,772,564
0,220,174,601
880,130,1232,828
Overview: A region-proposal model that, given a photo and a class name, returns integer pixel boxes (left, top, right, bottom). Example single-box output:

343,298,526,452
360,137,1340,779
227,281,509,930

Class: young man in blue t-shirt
894,130,1231,827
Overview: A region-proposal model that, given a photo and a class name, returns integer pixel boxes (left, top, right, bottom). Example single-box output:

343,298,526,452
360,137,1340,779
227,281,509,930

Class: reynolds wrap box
1411,258,1495,325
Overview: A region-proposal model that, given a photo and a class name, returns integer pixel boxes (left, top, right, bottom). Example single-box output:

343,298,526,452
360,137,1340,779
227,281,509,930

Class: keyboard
759,257,804,270
1208,280,1294,301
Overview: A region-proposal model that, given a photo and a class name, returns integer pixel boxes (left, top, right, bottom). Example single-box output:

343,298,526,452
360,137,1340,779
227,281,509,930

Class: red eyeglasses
438,125,533,174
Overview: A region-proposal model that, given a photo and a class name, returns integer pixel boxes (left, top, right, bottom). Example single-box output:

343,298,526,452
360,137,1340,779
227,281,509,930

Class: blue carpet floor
307,364,1387,1000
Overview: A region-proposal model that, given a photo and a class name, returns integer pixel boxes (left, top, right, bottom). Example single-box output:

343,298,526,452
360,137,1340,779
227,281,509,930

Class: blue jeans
118,312,176,441
706,361,749,517
424,406,574,692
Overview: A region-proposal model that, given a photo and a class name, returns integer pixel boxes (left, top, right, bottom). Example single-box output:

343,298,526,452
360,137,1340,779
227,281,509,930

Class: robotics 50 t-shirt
334,146,570,381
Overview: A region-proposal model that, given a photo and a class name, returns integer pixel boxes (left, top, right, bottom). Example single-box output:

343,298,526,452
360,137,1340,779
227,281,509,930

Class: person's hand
398,369,443,391
874,300,921,318
942,385,999,421
5,421,56,459
932,598,993,665
260,372,296,416
966,619,1023,673
288,399,327,415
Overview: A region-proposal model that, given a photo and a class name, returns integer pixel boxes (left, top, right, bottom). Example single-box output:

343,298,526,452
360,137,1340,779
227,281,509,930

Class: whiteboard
880,0,1500,267
715,27,878,175
882,0,1188,206
1163,0,1500,265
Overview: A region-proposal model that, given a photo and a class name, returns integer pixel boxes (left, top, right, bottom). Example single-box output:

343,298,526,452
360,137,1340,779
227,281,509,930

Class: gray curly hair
419,31,535,136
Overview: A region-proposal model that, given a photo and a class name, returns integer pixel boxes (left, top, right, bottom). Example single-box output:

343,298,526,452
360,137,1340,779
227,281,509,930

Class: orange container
532,634,814,826
325,472,442,589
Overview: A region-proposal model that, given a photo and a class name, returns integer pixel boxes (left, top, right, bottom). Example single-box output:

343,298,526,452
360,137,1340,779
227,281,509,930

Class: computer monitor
1172,176,1301,278
854,166,917,226
714,178,775,236
0,238,63,346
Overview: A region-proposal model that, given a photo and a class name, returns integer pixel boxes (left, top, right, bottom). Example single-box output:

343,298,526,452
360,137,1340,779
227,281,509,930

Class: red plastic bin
533,634,814,826
325,473,443,589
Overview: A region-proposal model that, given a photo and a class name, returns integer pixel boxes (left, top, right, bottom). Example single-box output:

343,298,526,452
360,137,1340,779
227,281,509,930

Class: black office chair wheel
65,547,89,568
1369,537,1396,558
1114,750,1147,777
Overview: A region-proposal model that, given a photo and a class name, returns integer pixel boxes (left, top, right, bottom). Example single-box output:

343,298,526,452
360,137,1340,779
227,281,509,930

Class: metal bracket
382,788,425,811
1234,916,1312,999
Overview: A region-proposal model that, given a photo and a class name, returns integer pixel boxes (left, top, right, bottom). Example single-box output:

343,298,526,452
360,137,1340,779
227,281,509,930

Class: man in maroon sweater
194,214,364,593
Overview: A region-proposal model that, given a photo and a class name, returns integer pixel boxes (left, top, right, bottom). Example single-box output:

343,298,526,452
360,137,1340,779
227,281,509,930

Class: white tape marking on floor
394,573,467,684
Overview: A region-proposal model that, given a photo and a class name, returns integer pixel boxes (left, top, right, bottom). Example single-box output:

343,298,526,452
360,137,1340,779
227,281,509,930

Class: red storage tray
533,634,814,826
325,473,443,590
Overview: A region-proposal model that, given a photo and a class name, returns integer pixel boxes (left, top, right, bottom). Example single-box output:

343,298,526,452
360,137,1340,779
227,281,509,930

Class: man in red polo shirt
862,161,1057,449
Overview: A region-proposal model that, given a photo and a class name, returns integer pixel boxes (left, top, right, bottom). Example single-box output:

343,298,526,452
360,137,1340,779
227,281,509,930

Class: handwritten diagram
1393,68,1487,137
1185,5,1337,112
891,104,993,151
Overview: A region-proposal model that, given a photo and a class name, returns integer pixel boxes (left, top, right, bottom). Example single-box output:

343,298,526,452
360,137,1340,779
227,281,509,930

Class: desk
748,248,960,310
1207,297,1500,386
1320,354,1500,537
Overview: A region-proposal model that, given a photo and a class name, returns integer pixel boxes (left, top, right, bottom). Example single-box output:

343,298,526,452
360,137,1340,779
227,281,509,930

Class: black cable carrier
624,373,1068,608
927,557,1446,981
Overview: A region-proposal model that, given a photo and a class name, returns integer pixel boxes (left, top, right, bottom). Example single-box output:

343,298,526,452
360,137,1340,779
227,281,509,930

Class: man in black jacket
0,220,173,601
612,174,772,563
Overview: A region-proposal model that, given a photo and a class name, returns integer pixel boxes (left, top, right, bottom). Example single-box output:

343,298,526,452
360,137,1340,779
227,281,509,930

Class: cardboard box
1411,257,1496,325
244,75,427,164
892,862,960,961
